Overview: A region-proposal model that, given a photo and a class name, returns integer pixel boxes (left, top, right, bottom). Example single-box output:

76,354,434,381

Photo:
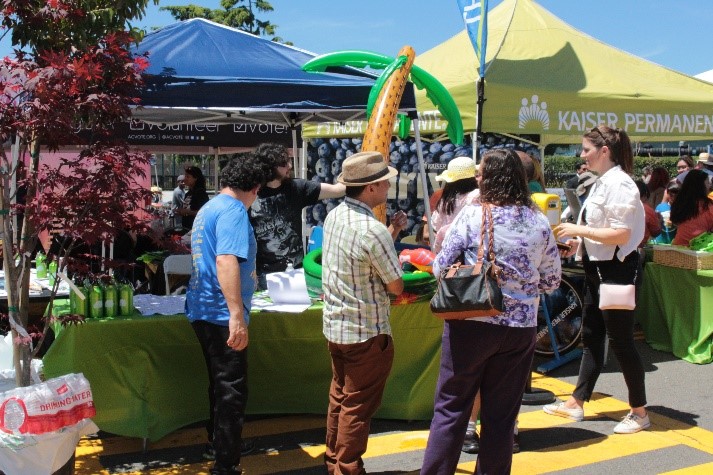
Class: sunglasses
590,126,610,146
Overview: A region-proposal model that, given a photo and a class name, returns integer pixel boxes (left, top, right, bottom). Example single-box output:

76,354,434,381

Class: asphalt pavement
71,338,713,474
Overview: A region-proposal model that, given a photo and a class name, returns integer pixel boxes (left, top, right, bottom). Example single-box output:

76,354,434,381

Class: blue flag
456,0,489,77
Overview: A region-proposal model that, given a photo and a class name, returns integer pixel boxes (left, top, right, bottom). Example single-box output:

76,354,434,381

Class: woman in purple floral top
421,149,561,475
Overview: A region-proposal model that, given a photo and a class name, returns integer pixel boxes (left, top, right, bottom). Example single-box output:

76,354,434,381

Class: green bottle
119,283,134,316
35,253,47,279
48,260,58,286
69,281,87,316
90,284,104,319
103,282,117,319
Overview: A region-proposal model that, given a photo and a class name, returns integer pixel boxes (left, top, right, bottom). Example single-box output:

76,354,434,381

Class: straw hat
337,151,398,186
698,152,713,166
436,156,477,183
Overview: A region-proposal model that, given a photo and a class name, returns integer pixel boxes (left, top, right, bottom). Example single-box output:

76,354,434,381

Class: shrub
543,156,680,188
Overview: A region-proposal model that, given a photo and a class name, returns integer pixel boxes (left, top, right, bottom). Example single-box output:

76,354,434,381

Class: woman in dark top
177,166,209,232
671,169,713,246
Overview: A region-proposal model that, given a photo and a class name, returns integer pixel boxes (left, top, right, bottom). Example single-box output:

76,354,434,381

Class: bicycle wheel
535,274,584,356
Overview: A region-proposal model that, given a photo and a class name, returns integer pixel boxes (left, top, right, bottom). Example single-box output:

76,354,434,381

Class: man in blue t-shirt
186,154,267,475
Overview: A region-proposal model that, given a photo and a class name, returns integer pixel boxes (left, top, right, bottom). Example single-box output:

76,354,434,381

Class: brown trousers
325,334,394,475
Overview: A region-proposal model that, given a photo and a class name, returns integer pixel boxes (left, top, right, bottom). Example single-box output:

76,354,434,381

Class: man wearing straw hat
321,151,406,475
695,152,713,177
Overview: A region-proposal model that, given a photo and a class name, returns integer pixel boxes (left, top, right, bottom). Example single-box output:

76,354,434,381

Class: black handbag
430,204,504,319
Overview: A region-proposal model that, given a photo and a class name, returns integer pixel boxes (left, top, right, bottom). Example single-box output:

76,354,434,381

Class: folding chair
162,254,192,295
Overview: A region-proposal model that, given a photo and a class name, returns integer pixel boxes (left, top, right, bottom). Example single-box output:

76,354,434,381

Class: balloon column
303,49,464,223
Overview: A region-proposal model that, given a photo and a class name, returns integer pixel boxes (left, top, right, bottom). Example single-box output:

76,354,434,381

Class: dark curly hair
479,149,532,207
220,153,267,191
583,125,634,174
254,143,291,181
671,169,711,224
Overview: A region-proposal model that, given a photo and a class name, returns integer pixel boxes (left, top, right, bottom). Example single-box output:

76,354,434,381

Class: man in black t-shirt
250,143,345,289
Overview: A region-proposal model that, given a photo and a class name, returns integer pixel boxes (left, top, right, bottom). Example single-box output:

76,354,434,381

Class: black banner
77,120,297,148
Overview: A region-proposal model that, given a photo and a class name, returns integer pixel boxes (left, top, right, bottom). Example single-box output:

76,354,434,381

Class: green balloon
303,50,464,145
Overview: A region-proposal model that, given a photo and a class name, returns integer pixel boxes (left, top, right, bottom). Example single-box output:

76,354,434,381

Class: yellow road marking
515,431,679,474
73,372,713,474
76,415,326,458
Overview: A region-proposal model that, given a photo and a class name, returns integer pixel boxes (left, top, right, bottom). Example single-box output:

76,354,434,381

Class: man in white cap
321,150,406,475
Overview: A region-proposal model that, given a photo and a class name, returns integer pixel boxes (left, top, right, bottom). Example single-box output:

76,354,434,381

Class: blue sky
1,0,712,76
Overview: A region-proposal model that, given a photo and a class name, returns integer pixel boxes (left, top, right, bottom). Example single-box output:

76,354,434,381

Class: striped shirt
322,197,403,344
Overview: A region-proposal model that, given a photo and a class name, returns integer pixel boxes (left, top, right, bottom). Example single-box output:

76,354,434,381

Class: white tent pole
413,119,433,238
298,136,309,253
292,128,303,179
472,132,478,163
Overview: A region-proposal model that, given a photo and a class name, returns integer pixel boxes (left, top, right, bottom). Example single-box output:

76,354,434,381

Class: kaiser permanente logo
519,95,550,130
518,93,713,134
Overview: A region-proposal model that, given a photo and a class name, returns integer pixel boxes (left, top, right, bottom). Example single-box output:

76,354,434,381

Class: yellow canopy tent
414,0,713,147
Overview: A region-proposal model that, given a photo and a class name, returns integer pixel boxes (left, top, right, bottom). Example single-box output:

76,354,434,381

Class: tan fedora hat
337,151,398,186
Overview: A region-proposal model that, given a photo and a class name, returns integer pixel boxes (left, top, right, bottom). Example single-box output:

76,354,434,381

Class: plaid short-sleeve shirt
322,197,403,344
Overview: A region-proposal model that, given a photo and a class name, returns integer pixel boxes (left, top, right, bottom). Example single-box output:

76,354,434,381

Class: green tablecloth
42,300,442,442
635,263,713,364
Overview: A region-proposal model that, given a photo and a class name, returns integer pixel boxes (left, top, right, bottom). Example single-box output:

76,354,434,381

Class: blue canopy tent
131,18,416,130
129,19,430,235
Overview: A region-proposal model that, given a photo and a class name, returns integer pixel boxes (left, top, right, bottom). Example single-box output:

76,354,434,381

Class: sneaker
513,432,520,454
613,413,651,434
543,402,584,422
240,439,256,456
210,465,241,475
462,429,480,454
203,440,255,461
202,443,216,461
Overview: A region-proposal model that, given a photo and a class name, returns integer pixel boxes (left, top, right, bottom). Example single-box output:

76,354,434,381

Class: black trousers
192,321,248,474
573,251,647,408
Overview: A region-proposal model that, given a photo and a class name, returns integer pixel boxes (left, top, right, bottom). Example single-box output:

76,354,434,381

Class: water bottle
69,281,87,316
89,284,104,319
103,281,117,318
119,283,134,316
48,259,58,286
83,280,93,313
35,252,47,279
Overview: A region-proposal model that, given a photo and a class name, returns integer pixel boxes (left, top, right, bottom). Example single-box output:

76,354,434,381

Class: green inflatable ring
303,248,436,299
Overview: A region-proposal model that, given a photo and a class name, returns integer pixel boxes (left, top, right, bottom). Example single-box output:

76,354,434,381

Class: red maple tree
1,1,157,386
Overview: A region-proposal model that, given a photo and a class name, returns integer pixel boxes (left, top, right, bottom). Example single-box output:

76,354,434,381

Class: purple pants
421,320,535,475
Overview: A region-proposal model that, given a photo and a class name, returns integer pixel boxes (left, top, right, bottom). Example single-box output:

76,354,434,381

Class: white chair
163,254,192,295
